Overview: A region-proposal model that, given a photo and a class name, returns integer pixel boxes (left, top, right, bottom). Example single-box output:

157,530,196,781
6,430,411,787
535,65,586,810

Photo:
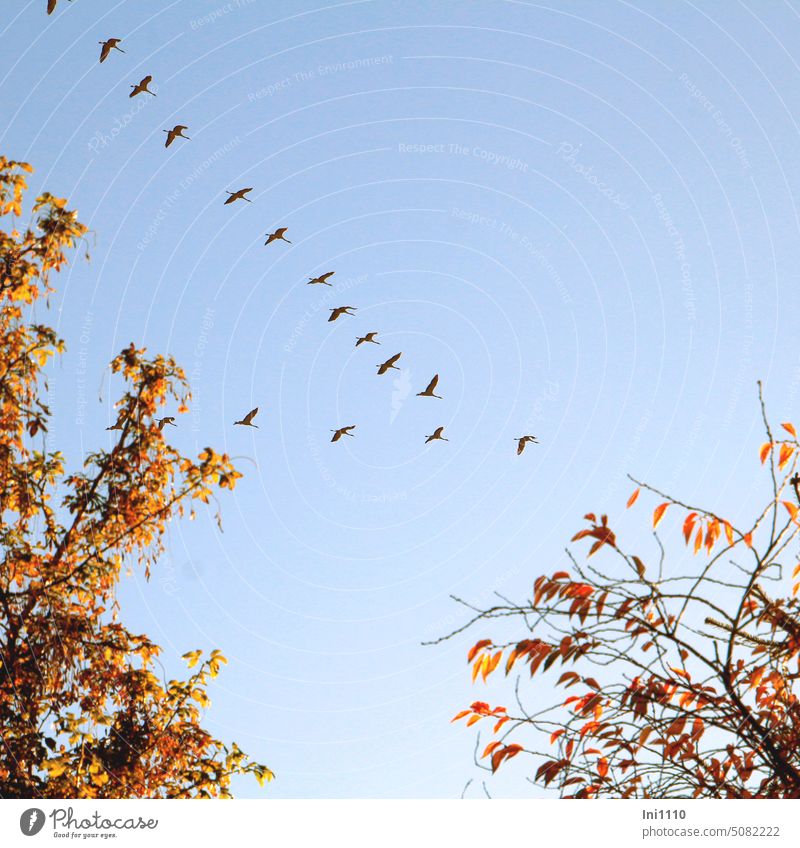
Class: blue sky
3,0,800,797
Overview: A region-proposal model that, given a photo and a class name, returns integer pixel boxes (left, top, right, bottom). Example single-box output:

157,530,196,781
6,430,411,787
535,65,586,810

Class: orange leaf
779,444,794,470
653,503,669,529
626,488,640,508
744,532,753,548
482,741,502,759
552,571,570,580
597,757,609,778
783,422,797,438
759,442,772,464
550,728,565,745
682,512,697,543
467,639,492,663
723,521,734,545
783,501,799,523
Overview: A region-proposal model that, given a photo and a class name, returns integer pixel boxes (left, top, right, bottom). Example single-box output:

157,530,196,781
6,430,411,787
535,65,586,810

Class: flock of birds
49,4,540,456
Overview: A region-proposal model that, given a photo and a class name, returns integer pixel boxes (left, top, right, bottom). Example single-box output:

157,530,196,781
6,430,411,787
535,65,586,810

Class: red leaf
597,757,609,778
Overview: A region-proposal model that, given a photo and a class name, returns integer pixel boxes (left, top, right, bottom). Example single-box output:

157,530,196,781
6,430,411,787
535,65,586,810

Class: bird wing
387,352,402,366
100,43,111,62
424,374,439,393
142,75,152,86
319,271,334,282
243,407,258,424
328,309,340,322
434,427,444,438
275,227,288,237
331,430,342,442
175,125,187,132
165,132,174,147
517,439,525,455
48,0,56,12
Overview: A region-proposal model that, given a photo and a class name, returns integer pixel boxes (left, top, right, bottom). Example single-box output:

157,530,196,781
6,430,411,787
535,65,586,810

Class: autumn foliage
450,393,800,798
0,157,272,797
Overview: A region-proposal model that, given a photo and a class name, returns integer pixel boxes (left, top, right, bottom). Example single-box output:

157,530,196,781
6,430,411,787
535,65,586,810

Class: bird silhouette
47,0,72,13
417,374,442,399
234,407,259,427
130,75,156,98
355,332,380,347
163,125,189,147
377,352,402,375
330,425,356,442
328,306,357,322
307,272,335,286
99,38,124,63
157,416,176,430
425,426,448,443
265,227,290,245
225,188,253,205
515,435,539,455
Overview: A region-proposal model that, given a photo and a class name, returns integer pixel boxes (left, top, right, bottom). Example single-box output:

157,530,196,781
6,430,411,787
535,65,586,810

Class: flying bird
355,332,380,347
130,75,156,98
515,435,539,455
265,227,290,245
307,272,335,286
225,188,253,204
48,0,72,13
425,426,448,443
377,352,402,374
330,425,356,442
234,407,259,427
328,306,357,322
163,125,189,147
157,416,176,430
99,38,125,63
416,374,442,399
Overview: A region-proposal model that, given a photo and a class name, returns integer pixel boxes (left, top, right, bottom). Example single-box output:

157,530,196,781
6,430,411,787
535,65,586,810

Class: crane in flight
355,332,380,347
330,425,356,442
157,417,176,430
308,272,335,286
377,352,402,375
225,188,253,204
514,435,539,455
265,227,291,245
163,125,189,147
99,38,125,63
425,426,448,443
416,374,442,399
328,306,357,322
234,407,259,427
130,75,156,97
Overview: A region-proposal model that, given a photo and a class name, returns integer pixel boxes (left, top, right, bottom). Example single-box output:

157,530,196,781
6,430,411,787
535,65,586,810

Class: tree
446,387,800,798
0,156,272,798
